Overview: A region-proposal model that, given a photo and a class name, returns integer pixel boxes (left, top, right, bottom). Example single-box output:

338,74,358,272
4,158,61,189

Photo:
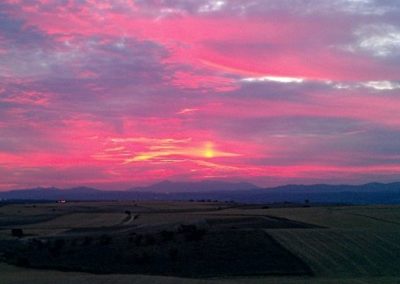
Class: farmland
0,201,400,283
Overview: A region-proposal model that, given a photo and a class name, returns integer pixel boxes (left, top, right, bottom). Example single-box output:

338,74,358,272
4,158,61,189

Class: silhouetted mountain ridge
1,181,400,204
129,180,260,193
0,186,100,200
269,182,400,193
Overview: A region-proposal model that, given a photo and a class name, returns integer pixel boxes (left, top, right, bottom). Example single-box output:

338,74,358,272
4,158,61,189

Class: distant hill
1,181,400,204
129,180,260,193
0,186,100,201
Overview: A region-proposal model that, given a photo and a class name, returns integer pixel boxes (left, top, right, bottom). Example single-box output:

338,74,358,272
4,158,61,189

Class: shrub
71,238,79,246
16,256,30,267
178,224,197,234
160,230,175,242
3,251,14,260
184,228,206,242
49,239,65,256
48,239,65,257
99,234,112,245
134,235,143,246
82,236,93,246
136,252,151,265
144,234,156,246
31,239,44,250
53,239,66,250
178,224,207,241
168,248,179,261
11,228,23,238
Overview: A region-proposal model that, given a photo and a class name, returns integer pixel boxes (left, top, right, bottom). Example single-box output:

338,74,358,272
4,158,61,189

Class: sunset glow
1,0,400,190
204,143,215,159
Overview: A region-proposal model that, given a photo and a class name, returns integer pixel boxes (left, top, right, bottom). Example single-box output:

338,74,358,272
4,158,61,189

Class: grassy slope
265,206,400,280
269,229,400,277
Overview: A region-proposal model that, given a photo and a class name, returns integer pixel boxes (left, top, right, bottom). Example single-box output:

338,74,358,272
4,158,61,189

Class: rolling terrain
0,201,400,283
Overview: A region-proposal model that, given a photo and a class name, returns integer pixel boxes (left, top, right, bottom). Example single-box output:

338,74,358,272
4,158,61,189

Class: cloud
241,76,305,84
1,0,400,189
350,24,400,57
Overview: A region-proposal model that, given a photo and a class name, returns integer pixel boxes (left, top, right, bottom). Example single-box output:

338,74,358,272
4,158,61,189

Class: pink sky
1,0,400,190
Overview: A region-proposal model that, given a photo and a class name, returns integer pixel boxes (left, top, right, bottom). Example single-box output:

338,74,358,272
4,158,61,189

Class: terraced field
269,229,400,278
263,205,400,230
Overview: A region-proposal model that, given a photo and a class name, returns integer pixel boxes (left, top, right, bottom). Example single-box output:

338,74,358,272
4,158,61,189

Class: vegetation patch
1,228,312,278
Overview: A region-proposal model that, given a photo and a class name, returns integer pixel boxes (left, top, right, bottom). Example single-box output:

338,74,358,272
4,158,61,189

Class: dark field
1,201,400,283
1,230,311,277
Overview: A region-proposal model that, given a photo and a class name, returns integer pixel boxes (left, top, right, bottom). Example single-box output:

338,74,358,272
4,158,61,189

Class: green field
1,202,400,283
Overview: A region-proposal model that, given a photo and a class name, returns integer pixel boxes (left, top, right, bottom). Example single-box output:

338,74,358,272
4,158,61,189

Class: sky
1,0,400,190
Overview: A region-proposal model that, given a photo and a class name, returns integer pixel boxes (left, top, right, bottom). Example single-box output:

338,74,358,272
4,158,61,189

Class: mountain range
129,180,259,193
1,181,400,204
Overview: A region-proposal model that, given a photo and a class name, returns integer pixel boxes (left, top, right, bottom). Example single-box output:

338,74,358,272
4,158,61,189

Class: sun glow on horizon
203,142,215,158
